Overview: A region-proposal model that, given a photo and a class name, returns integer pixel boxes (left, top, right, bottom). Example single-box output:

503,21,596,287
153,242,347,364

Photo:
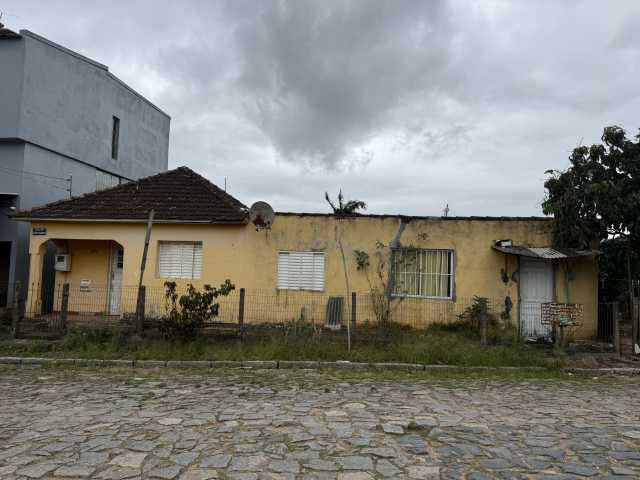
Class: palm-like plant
325,190,366,215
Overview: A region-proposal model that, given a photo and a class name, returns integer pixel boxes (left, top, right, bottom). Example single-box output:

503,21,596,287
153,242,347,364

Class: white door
520,257,553,339
108,245,124,315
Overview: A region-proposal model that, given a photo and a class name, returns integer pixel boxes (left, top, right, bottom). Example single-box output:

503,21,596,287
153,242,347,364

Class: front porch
26,238,129,320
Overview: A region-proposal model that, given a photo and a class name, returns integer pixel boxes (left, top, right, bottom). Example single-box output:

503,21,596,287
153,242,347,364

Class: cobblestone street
0,367,639,479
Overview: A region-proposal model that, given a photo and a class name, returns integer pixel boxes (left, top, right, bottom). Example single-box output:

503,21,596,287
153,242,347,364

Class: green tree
543,126,640,249
543,126,640,302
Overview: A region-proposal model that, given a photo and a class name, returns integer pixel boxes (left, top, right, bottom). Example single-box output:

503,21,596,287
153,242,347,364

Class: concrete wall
0,37,24,138
1,30,170,290
18,31,170,179
24,216,600,338
0,144,26,292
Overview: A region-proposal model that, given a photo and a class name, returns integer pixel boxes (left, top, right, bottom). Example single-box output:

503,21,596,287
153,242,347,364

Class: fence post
11,282,21,339
480,307,488,346
135,285,146,335
60,283,70,334
351,292,357,331
613,301,620,356
238,288,245,339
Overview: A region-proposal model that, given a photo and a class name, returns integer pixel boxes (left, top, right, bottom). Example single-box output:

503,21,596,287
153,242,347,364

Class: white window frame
157,241,203,279
277,251,325,291
391,248,455,300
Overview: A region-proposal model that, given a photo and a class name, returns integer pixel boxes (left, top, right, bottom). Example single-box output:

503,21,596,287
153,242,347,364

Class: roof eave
492,245,600,259
12,217,248,225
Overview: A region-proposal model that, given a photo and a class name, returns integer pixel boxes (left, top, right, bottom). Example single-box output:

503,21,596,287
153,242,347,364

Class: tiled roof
14,167,248,224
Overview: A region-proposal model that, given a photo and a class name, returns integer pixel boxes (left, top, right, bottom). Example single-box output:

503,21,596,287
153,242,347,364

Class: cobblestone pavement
0,367,639,479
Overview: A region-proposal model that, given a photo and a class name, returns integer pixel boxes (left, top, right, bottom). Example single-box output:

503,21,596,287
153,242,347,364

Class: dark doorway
0,242,10,307
40,241,57,314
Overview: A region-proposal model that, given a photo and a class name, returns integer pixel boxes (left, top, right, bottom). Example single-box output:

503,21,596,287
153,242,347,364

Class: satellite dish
249,201,275,230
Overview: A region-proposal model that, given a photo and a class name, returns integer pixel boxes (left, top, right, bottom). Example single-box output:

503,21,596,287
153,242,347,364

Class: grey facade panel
0,30,171,292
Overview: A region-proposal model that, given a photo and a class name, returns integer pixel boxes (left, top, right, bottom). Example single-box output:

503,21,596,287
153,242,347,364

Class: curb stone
565,367,640,376
278,361,321,369
372,362,424,371
211,361,243,369
166,360,211,369
325,361,369,369
1,356,638,375
20,357,48,365
103,359,134,367
136,360,167,368
242,360,278,369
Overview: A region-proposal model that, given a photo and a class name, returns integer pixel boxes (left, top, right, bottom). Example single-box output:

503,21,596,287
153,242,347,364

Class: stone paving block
2,363,640,479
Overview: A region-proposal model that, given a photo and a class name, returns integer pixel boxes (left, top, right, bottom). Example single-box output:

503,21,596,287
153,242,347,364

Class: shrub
159,280,235,340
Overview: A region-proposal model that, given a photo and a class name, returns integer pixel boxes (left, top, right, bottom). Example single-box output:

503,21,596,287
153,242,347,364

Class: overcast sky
3,1,640,216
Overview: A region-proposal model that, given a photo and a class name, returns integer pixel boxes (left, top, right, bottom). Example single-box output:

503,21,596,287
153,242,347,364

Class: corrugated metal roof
492,244,600,259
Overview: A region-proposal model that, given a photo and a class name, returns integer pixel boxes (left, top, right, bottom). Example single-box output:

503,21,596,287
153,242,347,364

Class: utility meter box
54,254,71,271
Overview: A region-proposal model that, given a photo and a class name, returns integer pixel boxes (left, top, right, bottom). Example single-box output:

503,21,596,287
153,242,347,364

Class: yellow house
14,167,600,339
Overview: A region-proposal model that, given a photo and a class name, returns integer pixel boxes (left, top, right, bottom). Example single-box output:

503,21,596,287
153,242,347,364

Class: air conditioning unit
54,254,71,271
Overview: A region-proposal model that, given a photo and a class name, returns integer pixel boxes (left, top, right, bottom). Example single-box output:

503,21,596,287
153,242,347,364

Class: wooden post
480,308,488,346
351,292,357,331
238,288,245,339
613,301,620,356
135,285,146,335
134,209,154,336
627,252,636,353
11,282,21,339
138,209,155,290
60,283,70,334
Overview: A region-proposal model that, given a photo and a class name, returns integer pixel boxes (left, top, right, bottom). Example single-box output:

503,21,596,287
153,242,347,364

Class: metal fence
12,283,519,338
12,283,621,344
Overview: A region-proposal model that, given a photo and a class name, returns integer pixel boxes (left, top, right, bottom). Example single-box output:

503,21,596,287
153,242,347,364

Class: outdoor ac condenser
54,254,71,271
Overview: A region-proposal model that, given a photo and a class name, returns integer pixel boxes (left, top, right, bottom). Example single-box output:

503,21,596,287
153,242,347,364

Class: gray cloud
2,0,640,216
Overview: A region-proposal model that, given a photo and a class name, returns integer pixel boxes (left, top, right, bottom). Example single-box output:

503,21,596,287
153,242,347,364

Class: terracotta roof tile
14,167,248,224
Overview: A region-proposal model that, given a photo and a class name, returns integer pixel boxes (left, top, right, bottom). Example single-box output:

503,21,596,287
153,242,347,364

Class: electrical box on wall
54,254,71,271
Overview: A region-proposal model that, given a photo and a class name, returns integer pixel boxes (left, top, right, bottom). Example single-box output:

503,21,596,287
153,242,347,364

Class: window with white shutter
158,241,203,279
277,251,325,291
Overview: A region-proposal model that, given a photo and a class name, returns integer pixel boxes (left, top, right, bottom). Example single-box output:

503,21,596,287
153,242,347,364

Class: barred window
392,249,454,298
158,241,203,279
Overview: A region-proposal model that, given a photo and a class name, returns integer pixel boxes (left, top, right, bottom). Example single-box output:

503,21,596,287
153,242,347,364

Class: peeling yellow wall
25,215,599,337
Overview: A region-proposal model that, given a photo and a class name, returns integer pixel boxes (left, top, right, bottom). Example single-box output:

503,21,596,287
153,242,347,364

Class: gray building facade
0,24,170,305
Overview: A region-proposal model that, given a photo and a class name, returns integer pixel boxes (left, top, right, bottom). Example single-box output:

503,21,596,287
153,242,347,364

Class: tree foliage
542,126,640,249
325,190,366,215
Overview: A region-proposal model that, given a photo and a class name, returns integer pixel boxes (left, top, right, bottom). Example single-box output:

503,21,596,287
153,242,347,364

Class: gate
15,283,66,339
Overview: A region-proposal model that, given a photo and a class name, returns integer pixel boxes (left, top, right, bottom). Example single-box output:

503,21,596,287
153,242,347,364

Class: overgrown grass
0,321,562,368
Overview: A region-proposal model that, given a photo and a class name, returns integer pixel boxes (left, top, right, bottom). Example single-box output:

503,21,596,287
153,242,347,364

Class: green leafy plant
160,280,235,340
457,296,492,329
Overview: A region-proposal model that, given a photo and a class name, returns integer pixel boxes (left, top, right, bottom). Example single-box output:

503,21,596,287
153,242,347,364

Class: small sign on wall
80,279,91,292
32,227,47,236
